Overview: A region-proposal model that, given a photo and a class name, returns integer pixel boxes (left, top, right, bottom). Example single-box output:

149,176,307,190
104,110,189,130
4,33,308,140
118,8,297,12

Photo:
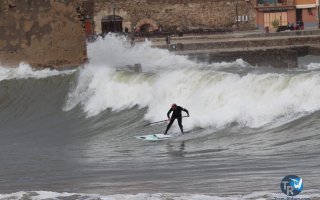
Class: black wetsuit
164,106,189,134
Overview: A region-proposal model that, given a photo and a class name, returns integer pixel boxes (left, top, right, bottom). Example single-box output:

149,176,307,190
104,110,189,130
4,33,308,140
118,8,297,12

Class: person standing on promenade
165,34,171,45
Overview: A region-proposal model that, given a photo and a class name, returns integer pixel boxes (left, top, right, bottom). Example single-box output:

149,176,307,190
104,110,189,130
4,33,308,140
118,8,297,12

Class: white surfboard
135,133,175,141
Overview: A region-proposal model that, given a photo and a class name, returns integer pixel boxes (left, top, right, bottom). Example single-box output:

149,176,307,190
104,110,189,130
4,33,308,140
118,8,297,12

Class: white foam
0,191,78,200
304,63,320,70
0,62,75,81
87,34,195,72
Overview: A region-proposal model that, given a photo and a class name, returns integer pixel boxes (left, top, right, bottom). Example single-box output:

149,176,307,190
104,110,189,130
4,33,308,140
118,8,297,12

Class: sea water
0,34,320,199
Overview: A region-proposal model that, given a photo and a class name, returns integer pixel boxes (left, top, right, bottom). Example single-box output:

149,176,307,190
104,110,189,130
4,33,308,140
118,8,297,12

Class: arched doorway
135,19,159,33
140,24,153,33
101,15,123,33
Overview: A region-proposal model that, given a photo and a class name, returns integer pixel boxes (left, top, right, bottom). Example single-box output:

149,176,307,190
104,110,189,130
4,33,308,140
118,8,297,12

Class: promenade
150,28,320,46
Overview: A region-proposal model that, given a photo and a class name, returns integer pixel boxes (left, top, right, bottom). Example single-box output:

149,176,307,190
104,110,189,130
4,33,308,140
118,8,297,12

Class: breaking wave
64,34,320,130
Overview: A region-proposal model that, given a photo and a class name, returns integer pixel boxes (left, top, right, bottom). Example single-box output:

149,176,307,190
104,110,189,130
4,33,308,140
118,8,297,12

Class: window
242,16,248,21
264,12,287,28
236,16,249,22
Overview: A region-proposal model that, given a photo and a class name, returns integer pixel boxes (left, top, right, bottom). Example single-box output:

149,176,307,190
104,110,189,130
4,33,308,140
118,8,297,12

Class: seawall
153,30,320,68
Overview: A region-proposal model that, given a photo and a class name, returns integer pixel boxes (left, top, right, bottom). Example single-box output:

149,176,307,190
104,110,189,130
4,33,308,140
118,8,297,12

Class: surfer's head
171,103,177,109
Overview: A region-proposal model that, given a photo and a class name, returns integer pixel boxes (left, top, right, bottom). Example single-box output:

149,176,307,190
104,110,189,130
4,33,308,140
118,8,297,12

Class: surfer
164,103,189,135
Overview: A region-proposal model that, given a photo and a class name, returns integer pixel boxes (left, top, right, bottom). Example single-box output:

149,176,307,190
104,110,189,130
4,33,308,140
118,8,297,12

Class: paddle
143,116,189,127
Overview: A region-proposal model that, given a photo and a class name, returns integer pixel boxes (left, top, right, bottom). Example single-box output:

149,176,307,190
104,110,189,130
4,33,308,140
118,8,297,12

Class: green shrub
272,19,280,28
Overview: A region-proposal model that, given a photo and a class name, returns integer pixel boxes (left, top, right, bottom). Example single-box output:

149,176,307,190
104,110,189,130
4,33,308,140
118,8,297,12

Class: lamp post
236,0,239,30
112,0,116,32
318,0,320,28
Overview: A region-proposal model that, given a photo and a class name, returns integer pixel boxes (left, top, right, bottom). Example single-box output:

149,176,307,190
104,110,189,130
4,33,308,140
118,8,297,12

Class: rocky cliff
0,0,87,69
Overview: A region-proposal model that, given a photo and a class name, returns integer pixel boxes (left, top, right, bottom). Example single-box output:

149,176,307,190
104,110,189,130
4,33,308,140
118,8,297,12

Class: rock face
0,0,87,69
94,0,256,34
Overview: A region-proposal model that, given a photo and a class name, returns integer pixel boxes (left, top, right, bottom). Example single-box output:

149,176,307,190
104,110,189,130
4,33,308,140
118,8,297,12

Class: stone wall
166,35,320,51
0,0,87,69
186,47,305,68
93,0,256,34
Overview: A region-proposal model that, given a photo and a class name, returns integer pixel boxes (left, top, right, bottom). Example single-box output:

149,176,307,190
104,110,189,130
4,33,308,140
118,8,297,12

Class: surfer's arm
167,108,173,119
183,108,190,117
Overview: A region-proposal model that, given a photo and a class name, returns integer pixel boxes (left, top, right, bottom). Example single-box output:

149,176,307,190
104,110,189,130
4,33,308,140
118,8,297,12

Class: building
92,0,256,35
295,0,319,28
255,0,319,31
256,0,297,31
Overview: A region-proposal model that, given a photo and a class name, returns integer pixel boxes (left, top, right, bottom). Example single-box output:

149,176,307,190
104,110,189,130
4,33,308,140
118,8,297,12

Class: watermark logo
280,175,304,196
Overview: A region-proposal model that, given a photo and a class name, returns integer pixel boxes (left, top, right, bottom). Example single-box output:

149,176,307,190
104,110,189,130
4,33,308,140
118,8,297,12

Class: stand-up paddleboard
135,133,175,141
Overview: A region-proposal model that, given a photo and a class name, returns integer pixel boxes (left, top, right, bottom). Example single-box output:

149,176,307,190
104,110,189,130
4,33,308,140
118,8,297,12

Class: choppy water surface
1,35,320,200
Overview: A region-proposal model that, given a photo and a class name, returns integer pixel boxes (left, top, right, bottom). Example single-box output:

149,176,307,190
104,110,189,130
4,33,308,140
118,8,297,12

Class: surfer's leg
164,118,175,134
178,117,183,133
